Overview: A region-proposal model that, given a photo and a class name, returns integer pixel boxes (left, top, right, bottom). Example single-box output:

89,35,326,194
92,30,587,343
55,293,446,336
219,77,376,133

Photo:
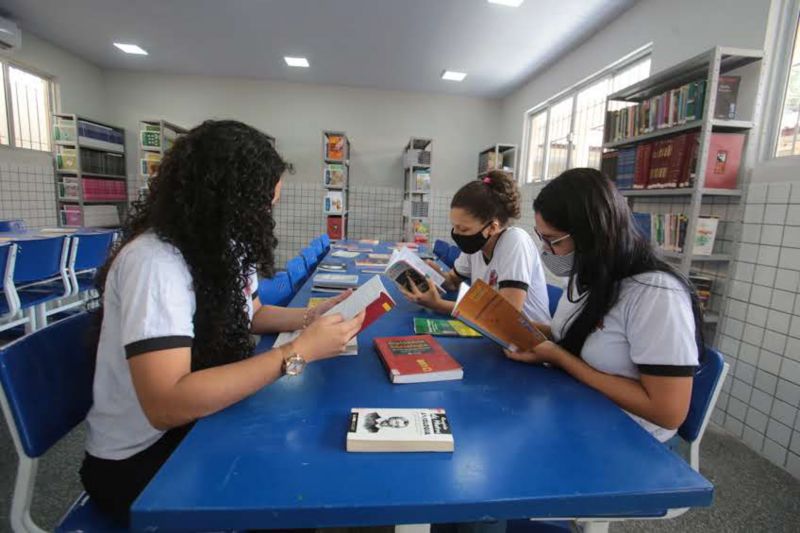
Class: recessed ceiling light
285,56,310,68
441,70,467,82
113,43,148,55
488,0,524,6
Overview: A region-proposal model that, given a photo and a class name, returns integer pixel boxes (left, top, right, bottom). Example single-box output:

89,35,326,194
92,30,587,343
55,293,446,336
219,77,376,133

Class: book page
323,275,391,320
385,247,445,291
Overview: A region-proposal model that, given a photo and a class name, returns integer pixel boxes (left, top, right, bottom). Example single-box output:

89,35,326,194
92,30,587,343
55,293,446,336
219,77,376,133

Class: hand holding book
397,274,454,315
290,312,366,361
307,288,353,322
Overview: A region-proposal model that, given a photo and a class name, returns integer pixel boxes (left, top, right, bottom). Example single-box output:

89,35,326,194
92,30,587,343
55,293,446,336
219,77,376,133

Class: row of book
632,212,719,255
60,204,120,227
58,177,127,202
53,118,125,147
690,273,713,312
603,132,744,190
604,76,740,143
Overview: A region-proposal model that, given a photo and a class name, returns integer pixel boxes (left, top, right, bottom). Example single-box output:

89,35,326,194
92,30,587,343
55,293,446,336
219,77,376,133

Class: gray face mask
541,250,574,277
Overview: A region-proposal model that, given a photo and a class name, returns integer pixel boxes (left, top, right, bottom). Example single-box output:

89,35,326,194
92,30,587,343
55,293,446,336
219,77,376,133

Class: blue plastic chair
310,238,326,260
72,232,115,293
433,239,450,260
300,246,319,273
320,233,331,252
546,284,563,318
0,312,124,532
0,219,26,233
258,272,293,307
444,245,460,269
286,256,308,293
0,243,28,333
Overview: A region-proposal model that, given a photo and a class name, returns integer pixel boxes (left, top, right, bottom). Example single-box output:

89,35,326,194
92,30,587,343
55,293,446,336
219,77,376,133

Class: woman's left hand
504,340,564,366
398,276,445,313
308,289,353,322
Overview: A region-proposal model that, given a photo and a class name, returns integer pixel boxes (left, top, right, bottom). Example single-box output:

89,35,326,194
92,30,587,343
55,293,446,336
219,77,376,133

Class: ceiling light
488,0,524,6
113,43,148,55
442,70,467,82
285,56,310,68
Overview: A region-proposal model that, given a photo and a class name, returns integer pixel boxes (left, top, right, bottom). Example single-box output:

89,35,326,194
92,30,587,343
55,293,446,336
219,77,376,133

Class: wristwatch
282,352,307,376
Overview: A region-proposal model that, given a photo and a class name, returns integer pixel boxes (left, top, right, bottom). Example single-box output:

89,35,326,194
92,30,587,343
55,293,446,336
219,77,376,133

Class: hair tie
482,176,492,185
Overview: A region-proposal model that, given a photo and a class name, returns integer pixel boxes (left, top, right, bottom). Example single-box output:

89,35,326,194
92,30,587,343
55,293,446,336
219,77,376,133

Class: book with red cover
633,143,653,189
375,335,463,384
704,133,744,189
323,275,396,335
679,132,700,188
648,139,672,189
666,133,691,188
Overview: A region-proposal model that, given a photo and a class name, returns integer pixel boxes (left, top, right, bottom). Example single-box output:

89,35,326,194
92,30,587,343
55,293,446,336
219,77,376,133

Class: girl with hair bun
399,170,550,324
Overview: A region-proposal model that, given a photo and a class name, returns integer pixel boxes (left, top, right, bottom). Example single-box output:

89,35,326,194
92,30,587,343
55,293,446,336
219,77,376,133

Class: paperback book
346,408,454,452
413,317,481,337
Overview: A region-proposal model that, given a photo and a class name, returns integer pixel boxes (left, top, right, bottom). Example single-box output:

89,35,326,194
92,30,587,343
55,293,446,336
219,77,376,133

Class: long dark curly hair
96,120,285,370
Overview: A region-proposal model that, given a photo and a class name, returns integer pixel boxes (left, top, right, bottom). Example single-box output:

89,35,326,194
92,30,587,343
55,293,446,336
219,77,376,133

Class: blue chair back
310,238,325,260
444,245,460,268
258,272,293,307
13,236,67,285
678,347,726,443
0,243,11,292
286,257,307,292
73,232,114,271
546,284,563,317
320,234,331,251
0,312,95,458
0,219,26,233
300,247,318,272
433,240,450,260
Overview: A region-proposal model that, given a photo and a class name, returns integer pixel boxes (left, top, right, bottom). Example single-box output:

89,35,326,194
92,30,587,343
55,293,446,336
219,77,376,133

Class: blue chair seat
258,272,293,307
16,289,64,308
55,493,127,533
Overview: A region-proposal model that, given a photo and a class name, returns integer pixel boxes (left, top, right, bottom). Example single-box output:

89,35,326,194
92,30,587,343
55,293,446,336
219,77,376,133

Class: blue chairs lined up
257,234,331,308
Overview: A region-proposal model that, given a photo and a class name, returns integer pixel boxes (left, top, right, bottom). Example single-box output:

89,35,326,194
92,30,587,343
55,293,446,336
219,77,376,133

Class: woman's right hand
425,259,444,276
291,311,365,361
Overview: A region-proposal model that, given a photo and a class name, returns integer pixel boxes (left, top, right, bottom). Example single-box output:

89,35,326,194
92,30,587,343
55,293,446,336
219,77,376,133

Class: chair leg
35,304,47,331
578,521,609,533
24,308,36,334
10,456,46,533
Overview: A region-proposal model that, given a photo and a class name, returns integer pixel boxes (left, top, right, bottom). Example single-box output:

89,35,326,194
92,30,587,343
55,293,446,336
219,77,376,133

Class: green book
413,317,481,337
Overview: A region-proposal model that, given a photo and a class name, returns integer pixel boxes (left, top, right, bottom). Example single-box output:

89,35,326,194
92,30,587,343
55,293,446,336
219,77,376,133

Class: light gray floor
1,423,798,532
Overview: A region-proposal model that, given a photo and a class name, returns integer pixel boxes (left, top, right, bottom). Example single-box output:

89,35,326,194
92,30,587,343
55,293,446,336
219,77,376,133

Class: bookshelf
478,143,517,179
402,137,432,243
602,46,767,330
323,131,350,240
52,113,128,228
138,119,188,198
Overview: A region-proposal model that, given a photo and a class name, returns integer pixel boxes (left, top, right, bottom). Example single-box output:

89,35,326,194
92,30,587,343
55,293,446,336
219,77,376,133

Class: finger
343,312,366,337
332,289,353,303
398,286,417,301
407,277,423,297
319,312,345,324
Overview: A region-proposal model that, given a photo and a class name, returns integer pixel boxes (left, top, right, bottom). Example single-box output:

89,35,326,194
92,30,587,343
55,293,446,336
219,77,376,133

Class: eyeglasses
533,227,571,254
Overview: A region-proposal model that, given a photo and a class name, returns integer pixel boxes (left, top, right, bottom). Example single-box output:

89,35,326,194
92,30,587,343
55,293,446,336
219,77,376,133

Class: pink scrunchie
482,176,492,185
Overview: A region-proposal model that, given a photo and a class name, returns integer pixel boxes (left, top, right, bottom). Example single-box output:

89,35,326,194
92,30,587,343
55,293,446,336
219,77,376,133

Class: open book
452,280,547,352
384,246,445,294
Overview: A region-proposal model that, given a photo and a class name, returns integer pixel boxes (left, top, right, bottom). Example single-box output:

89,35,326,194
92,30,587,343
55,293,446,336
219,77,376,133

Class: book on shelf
53,118,76,142
703,133,744,189
614,148,637,190
312,273,359,292
633,213,718,254
327,216,345,240
56,147,78,171
317,261,348,272
140,153,162,177
385,246,445,294
324,163,346,188
324,191,345,214
412,219,430,243
140,129,161,149
413,317,481,337
325,134,346,161
689,273,713,311
413,170,431,191
375,335,463,384
452,280,548,352
346,408,454,452
601,151,619,182
693,217,719,255
633,143,653,189
714,76,741,120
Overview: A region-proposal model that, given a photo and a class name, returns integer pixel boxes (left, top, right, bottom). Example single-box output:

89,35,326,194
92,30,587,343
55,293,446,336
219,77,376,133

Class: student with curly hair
399,170,550,324
80,120,364,523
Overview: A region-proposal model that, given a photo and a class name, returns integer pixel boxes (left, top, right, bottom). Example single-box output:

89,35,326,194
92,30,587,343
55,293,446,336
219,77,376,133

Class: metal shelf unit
477,143,518,179
402,138,432,243
323,131,350,240
138,119,189,199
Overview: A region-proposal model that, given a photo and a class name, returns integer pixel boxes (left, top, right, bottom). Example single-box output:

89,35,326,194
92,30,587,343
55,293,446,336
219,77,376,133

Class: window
523,54,651,183
0,62,53,151
777,16,800,157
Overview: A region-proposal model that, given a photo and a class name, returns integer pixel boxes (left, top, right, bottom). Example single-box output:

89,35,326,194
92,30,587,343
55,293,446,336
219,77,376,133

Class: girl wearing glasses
509,167,702,442
400,170,551,324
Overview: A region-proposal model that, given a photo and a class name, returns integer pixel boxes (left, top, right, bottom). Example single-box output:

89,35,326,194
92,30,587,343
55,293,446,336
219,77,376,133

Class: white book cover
323,275,393,321
331,250,361,259
312,273,359,289
273,330,357,356
693,217,719,256
346,408,454,452
384,247,445,294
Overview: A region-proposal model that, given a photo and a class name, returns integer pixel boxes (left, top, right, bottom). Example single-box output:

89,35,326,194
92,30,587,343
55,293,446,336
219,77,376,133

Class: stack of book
690,273,713,311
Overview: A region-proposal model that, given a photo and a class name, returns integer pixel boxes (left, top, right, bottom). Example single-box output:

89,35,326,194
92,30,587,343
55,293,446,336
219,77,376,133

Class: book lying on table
346,408,454,452
375,335,463,384
413,317,481,337
317,261,348,272
359,239,379,245
323,275,396,334
369,253,391,260
384,246,445,294
452,280,548,352
356,257,389,268
312,273,359,292
331,250,361,259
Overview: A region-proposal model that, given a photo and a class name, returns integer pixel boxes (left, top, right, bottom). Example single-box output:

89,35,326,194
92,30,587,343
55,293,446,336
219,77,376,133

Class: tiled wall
712,181,800,479
0,159,58,229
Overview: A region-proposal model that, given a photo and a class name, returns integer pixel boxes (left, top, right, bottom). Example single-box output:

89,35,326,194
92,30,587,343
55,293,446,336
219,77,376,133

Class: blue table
131,241,712,531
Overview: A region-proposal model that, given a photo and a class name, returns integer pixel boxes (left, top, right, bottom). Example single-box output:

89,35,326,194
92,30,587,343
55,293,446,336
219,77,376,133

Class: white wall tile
746,304,768,327
755,369,778,394
726,300,748,321
775,268,800,292
780,358,800,385
734,261,756,282
790,184,800,204
746,407,769,432
772,399,797,428
757,245,781,267
752,265,775,286
731,378,753,402
777,379,800,406
725,415,745,437
763,438,788,467
730,280,752,302
786,336,800,363
787,205,800,226
749,183,768,204
759,350,783,375
761,225,785,246
749,285,773,307
724,317,745,339
750,388,773,414
742,426,765,451
736,361,757,385
779,247,800,270
767,310,791,335
790,315,800,338
767,420,792,447
738,243,759,263
744,204,765,224
741,223,762,243
763,331,788,354
743,323,765,345
771,290,796,314
728,397,748,421
738,342,760,365
764,204,788,225
768,183,792,204
783,226,800,248
786,453,800,479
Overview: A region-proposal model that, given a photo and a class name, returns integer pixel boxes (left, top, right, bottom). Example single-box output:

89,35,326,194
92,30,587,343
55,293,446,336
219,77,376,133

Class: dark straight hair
533,167,704,357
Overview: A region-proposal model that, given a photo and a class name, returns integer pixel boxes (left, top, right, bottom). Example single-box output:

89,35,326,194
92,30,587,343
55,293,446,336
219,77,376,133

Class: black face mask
451,222,491,254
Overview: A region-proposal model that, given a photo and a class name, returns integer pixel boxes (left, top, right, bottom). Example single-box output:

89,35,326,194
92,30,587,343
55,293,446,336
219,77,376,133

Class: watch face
285,354,306,376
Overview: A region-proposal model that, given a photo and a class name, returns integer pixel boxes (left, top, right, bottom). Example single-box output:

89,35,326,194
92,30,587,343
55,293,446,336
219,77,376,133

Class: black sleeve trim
453,268,470,281
498,280,529,291
252,292,259,302
638,364,696,377
125,336,193,359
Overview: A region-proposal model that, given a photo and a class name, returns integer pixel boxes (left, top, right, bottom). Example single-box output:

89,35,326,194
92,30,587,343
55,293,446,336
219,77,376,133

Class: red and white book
374,334,463,384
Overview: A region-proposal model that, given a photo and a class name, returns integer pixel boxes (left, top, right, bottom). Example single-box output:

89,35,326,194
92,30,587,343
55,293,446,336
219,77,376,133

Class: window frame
0,57,56,152
520,45,652,184
765,0,800,160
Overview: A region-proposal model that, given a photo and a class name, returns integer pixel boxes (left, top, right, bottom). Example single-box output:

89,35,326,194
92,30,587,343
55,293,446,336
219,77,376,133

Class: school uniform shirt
85,231,258,460
551,271,698,442
453,226,550,324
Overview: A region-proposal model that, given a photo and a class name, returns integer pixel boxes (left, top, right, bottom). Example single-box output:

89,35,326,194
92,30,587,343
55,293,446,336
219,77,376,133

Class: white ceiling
2,0,636,98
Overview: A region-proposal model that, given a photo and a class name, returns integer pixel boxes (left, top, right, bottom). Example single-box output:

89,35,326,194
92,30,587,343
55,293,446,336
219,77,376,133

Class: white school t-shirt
551,271,699,442
85,231,258,460
453,226,550,324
